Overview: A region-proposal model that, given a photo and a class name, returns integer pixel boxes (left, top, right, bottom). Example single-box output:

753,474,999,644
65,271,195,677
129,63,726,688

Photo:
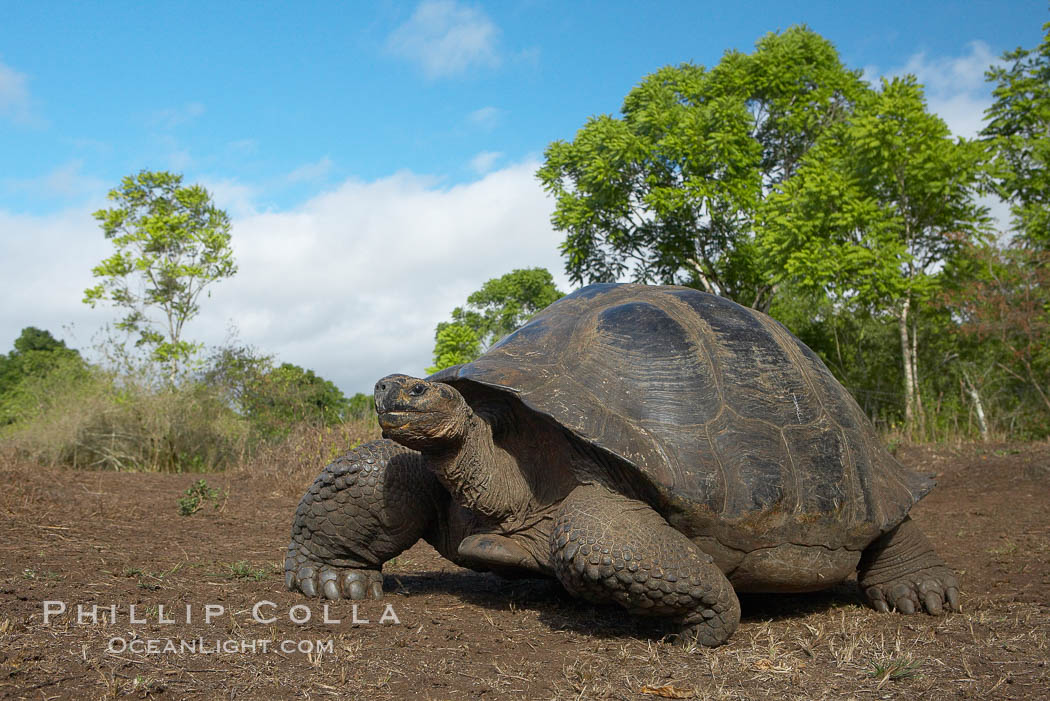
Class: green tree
203,346,348,438
84,170,236,383
760,77,989,435
770,287,906,422
1,328,72,393
537,26,863,310
428,323,482,374
982,21,1050,249
941,242,1050,436
428,268,563,373
202,344,273,411
254,363,349,430
0,327,87,423
346,392,376,421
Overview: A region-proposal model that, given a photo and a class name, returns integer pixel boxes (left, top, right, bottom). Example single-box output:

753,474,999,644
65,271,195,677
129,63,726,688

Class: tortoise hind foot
858,516,960,615
550,484,740,647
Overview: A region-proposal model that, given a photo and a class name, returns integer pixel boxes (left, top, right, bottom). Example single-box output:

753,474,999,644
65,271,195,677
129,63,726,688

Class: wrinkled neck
427,413,531,525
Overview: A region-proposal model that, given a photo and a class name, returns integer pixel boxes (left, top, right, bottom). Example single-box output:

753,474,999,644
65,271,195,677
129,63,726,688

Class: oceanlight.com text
106,637,335,655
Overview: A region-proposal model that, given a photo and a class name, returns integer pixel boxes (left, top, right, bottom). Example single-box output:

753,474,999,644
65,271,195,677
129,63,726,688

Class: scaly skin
858,516,960,615
284,439,447,600
550,484,740,647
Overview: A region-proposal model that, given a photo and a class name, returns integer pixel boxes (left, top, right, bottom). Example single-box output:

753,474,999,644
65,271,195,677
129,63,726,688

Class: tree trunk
962,371,989,441
685,258,719,296
910,317,925,437
898,299,915,432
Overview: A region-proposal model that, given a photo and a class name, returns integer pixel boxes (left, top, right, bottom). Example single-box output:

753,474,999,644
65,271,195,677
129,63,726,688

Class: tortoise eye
410,383,427,397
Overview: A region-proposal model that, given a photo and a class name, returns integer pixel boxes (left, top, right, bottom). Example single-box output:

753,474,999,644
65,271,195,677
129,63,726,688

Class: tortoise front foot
859,516,960,615
285,545,384,600
550,484,740,647
284,439,445,601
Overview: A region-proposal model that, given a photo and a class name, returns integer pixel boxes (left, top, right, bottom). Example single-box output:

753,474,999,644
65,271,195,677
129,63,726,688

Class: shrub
2,363,250,472
177,479,225,515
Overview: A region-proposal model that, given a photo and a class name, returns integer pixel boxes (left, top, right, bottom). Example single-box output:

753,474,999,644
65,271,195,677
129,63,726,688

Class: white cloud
469,150,502,174
200,178,261,219
2,161,105,202
201,160,566,393
0,208,112,352
468,105,502,129
286,156,334,183
0,59,34,125
167,147,194,171
151,133,195,170
149,101,206,130
226,138,258,156
1,161,569,395
860,64,880,87
386,0,501,78
880,41,1002,139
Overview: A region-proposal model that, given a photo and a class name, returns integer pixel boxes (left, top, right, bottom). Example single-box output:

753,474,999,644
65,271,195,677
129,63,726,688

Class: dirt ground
1,441,1048,700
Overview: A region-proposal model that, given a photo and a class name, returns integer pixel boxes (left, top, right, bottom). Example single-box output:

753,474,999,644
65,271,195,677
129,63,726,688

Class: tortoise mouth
378,409,427,430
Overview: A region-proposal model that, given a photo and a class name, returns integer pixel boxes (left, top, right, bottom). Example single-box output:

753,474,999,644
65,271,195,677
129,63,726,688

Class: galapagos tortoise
285,283,959,646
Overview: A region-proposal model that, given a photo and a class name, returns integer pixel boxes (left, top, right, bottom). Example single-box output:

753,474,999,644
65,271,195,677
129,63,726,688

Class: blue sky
1,1,1046,393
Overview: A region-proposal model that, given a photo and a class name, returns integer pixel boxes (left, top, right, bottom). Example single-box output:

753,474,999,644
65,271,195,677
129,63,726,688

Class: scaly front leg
285,439,447,600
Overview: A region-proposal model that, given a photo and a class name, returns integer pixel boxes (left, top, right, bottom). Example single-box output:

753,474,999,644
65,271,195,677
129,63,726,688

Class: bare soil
1,442,1048,700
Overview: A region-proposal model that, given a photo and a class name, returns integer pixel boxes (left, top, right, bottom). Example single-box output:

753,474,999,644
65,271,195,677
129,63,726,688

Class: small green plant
868,656,922,687
177,479,224,515
119,562,184,590
226,560,268,581
129,674,162,695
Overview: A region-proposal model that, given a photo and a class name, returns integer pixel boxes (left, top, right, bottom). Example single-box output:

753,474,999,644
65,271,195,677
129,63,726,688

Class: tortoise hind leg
550,484,740,647
858,516,961,614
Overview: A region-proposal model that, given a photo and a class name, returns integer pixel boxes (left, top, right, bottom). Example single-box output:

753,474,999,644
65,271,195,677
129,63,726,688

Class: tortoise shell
432,283,932,552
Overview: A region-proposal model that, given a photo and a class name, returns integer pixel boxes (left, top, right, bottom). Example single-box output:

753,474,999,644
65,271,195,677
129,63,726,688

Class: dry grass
233,418,381,496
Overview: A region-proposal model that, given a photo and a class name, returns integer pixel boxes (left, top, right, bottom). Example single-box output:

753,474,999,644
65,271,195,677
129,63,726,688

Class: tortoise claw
863,566,960,616
285,543,384,600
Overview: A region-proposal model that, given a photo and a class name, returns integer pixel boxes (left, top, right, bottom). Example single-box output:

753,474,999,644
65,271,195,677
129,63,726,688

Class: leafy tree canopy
0,327,84,397
428,323,482,375
941,241,1050,425
262,363,349,426
760,76,989,308
346,392,376,421
0,327,87,425
84,170,236,382
537,25,864,310
203,345,348,438
982,21,1050,249
759,75,989,433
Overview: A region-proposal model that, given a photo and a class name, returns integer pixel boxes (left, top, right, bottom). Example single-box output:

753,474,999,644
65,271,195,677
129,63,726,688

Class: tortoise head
374,374,471,452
